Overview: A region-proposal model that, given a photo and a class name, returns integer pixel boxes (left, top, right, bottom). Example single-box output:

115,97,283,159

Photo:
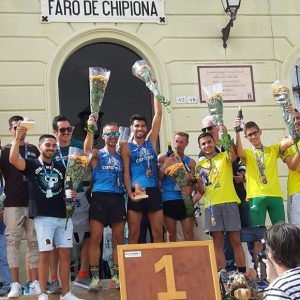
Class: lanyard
107,152,120,175
107,152,121,186
137,142,151,170
38,157,54,177
38,157,54,198
24,143,28,159
18,143,28,159
56,144,67,169
252,146,267,183
199,158,215,227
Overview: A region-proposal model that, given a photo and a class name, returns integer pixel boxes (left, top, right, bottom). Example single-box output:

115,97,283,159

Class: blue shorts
34,217,73,252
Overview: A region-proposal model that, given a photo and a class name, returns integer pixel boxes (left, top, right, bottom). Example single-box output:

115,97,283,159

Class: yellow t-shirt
196,152,240,208
243,144,284,199
282,141,300,197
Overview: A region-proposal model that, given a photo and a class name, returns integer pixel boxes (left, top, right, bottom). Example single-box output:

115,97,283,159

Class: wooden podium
118,241,221,300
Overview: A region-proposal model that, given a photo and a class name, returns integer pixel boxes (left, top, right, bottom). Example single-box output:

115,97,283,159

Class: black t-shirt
23,158,66,218
0,143,39,207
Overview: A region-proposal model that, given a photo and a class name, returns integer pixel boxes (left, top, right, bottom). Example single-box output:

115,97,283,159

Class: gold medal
146,168,152,177
211,216,216,227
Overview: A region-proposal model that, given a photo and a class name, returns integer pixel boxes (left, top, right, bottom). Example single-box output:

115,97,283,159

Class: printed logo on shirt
35,166,63,196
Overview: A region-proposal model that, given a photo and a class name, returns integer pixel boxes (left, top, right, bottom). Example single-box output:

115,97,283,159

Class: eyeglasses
58,127,73,133
201,126,216,133
245,130,259,138
13,125,18,131
104,132,120,137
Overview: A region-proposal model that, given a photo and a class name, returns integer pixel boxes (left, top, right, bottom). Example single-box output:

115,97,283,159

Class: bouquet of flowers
88,67,111,134
271,80,300,155
164,155,194,217
64,147,90,229
202,82,234,159
132,60,170,112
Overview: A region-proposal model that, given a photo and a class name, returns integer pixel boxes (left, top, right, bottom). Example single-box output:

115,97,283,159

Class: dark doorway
58,42,153,148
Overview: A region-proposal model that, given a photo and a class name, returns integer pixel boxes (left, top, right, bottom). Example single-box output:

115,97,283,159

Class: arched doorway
58,42,153,147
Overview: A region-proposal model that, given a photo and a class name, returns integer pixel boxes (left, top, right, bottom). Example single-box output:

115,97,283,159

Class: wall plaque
197,65,255,103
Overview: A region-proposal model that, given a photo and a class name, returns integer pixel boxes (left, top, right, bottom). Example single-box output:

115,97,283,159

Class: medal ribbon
201,158,215,226
137,143,151,174
107,152,121,187
38,157,54,193
252,146,267,183
56,144,67,169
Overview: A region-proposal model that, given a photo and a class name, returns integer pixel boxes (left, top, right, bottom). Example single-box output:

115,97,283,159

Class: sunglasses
201,126,216,133
245,130,259,138
104,132,120,137
58,127,73,133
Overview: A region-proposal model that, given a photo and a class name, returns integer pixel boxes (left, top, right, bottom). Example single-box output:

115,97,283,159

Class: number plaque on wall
118,241,221,300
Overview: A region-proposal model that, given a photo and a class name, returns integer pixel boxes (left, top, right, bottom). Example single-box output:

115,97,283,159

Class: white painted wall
1,0,300,196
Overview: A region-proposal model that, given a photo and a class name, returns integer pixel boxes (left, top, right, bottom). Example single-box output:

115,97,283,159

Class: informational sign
197,65,255,103
40,0,166,24
118,241,221,300
176,96,198,104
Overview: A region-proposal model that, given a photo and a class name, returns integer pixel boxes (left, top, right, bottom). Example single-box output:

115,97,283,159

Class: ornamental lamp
221,0,241,48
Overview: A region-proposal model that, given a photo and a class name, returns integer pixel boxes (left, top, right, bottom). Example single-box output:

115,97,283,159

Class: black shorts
90,192,127,225
127,187,163,213
163,199,188,221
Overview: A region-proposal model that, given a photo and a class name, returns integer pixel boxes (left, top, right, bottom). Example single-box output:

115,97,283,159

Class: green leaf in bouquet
218,132,234,160
65,199,75,230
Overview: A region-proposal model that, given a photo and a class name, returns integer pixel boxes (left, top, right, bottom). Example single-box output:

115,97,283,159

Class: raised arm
233,117,246,159
84,114,96,154
84,115,98,169
229,144,238,162
279,137,294,153
9,126,26,171
146,95,162,152
284,151,300,171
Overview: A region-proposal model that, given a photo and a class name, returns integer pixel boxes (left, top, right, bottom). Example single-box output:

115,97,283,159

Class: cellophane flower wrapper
0,187,5,211
88,67,110,134
132,60,170,112
202,82,234,159
271,80,300,155
164,156,194,217
64,147,91,229
117,126,132,154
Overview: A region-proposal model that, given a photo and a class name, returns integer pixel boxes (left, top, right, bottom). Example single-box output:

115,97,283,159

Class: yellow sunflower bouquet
88,67,110,134
65,147,91,229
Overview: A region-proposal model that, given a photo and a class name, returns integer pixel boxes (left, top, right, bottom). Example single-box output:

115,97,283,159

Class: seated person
263,222,300,299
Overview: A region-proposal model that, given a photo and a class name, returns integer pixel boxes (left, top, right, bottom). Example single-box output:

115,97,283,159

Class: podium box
118,240,221,300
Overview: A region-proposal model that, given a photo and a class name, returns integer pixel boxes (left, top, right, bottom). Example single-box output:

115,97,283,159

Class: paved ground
0,286,120,300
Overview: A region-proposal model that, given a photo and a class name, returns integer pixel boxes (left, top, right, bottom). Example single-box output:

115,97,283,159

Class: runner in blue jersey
158,131,196,242
52,115,91,291
84,118,126,291
121,96,163,244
